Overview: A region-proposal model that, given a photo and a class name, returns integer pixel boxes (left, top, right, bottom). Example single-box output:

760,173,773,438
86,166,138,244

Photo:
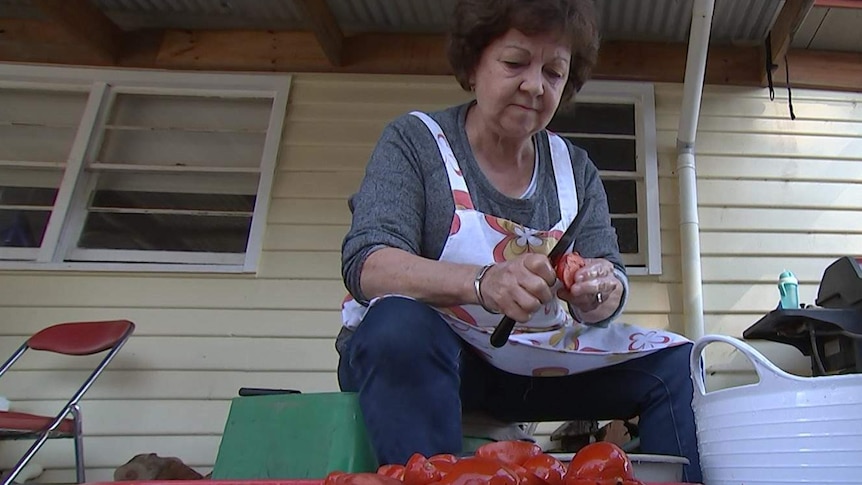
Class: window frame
568,80,661,275
0,64,291,274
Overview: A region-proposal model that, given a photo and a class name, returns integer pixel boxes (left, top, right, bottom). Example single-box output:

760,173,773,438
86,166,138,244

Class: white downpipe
677,0,715,341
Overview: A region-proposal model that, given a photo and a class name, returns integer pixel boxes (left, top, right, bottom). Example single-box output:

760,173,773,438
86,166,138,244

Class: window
549,81,660,275
1,87,85,260
0,65,290,273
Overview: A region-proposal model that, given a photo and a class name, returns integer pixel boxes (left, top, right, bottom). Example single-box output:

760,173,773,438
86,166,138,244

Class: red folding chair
0,320,135,485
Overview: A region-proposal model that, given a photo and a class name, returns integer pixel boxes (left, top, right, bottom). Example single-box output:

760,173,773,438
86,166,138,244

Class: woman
337,0,702,482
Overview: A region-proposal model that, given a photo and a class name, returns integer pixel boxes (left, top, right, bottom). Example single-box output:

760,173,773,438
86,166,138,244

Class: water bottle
778,270,799,309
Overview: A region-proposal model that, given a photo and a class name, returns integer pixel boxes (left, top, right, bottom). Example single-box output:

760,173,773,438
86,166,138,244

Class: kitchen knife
489,198,591,348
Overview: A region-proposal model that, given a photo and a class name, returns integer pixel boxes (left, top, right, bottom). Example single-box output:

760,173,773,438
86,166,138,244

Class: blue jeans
337,297,703,483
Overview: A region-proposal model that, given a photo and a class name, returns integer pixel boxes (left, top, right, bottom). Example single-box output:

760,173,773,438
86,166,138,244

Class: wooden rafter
762,0,817,85
776,49,862,92
0,22,860,93
149,32,763,86
153,32,449,74
0,18,115,65
293,0,344,66
30,0,123,63
596,42,762,86
814,0,862,8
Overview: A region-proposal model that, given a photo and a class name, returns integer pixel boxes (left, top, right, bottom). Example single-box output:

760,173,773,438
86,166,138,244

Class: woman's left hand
557,257,621,324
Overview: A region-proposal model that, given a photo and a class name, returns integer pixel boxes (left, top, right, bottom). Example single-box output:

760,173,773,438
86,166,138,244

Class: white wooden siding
1,73,861,482
653,83,862,389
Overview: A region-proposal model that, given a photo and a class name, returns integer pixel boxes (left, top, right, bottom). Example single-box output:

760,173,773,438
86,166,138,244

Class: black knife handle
490,316,516,347
488,199,592,349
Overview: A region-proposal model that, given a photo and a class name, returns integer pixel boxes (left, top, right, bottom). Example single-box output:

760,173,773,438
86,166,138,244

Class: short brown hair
446,0,600,103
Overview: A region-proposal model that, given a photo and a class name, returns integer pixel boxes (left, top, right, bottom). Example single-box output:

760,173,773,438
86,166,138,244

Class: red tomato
404,453,443,485
377,464,406,481
563,442,642,485
554,253,586,290
433,457,521,485
325,471,348,485
326,472,405,485
522,454,566,485
428,453,458,475
566,480,643,485
508,462,549,485
475,440,544,466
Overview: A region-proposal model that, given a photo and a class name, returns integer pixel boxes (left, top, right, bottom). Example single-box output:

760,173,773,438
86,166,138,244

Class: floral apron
342,111,689,377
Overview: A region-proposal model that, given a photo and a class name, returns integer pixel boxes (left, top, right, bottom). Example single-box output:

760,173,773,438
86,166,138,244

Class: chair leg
71,404,86,484
2,432,52,485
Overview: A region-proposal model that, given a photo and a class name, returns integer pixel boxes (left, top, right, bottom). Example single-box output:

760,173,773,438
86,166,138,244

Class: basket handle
690,334,798,396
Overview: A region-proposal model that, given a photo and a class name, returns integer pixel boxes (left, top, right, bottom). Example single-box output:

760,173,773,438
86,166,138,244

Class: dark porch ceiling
0,0,786,44
0,0,859,91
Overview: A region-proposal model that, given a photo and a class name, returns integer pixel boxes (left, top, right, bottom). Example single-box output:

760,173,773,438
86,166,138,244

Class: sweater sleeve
341,115,445,304
568,143,630,324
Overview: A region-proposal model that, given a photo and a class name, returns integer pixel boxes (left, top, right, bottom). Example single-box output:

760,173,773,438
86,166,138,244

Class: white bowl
691,335,862,485
550,452,689,483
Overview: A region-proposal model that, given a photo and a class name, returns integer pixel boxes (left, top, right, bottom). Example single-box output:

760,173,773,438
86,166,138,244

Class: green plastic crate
212,392,378,479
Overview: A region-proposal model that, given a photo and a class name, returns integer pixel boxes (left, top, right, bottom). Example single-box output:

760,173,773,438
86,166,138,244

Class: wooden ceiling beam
0,18,71,44
774,48,862,92
147,31,762,85
814,0,862,8
293,0,344,66
762,0,816,85
596,41,762,86
0,27,859,93
152,31,450,74
0,18,115,65
30,0,123,62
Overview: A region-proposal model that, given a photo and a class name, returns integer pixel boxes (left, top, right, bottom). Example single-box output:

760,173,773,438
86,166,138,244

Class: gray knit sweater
341,102,627,315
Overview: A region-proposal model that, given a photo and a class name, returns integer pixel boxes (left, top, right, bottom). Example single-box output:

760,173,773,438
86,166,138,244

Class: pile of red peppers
325,441,645,485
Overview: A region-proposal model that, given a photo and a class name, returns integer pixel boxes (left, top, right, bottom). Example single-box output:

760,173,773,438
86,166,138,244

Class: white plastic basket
690,334,862,485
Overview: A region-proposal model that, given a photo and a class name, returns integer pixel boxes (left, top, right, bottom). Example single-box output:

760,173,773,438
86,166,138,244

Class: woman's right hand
478,254,557,322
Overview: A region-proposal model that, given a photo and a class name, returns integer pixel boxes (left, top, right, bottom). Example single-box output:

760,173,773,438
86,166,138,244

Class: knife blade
489,198,591,348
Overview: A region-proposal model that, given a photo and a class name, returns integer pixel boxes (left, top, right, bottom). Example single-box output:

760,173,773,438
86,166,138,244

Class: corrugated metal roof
0,0,39,19
599,0,693,42
595,0,784,44
330,0,456,33
711,0,785,44
0,0,787,45
96,0,299,18
95,0,307,30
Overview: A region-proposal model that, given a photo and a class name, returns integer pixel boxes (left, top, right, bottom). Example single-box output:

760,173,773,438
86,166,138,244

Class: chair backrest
27,320,135,356
0,320,136,420
0,320,136,485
